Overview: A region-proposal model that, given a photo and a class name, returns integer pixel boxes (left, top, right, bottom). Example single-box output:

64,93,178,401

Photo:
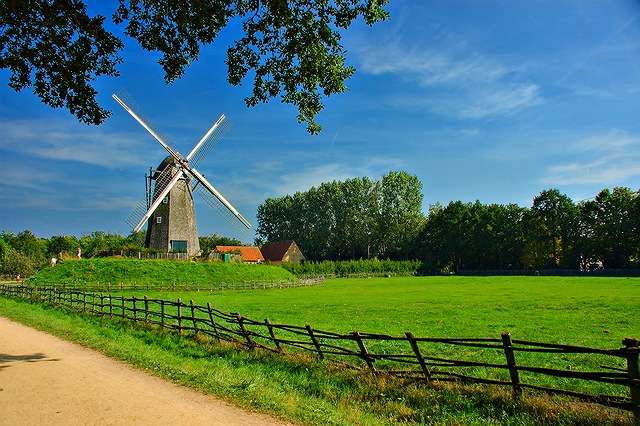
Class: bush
281,258,424,277
1,248,37,276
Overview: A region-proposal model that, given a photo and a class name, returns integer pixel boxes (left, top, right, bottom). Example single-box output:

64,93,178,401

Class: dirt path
0,316,292,426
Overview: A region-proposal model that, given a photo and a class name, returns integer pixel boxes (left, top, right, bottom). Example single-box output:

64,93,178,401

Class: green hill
27,258,296,288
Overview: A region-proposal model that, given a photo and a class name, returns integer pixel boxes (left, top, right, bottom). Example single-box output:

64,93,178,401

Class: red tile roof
215,245,264,262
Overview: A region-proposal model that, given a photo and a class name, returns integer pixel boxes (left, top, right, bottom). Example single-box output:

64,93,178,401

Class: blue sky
2,1,640,241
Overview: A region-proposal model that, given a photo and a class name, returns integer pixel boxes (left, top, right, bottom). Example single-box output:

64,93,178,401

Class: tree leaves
1,0,389,132
0,0,123,124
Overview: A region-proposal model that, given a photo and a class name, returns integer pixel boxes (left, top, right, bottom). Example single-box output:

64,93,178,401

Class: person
16,274,22,284
77,246,82,259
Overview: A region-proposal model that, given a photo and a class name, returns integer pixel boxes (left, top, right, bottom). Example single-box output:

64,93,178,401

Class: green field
118,275,640,398
130,275,640,347
27,258,296,287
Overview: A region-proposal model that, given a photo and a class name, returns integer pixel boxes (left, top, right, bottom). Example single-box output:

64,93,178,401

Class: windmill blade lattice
189,119,231,168
192,183,250,234
125,166,179,229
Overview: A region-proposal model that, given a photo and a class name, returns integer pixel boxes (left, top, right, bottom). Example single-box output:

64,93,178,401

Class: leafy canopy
0,0,389,133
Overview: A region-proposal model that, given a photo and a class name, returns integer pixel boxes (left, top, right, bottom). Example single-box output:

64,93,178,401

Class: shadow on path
0,353,60,367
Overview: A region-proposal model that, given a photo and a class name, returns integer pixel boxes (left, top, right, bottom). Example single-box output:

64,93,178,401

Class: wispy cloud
0,119,152,168
541,129,640,185
354,37,541,119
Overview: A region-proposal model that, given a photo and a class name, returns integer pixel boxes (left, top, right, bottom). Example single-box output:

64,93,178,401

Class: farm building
261,240,305,263
214,245,264,263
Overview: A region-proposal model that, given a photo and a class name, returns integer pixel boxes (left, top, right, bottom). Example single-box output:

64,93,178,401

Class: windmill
113,94,251,256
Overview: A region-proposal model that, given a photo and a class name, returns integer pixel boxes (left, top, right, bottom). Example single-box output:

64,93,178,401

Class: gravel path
0,316,291,426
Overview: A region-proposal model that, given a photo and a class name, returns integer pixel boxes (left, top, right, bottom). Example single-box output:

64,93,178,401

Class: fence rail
22,279,323,292
1,284,638,420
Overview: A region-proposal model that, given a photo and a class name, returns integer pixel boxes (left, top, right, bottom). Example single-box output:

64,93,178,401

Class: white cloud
272,157,406,196
355,38,541,119
358,44,508,87
0,164,61,191
0,119,152,168
78,196,140,211
541,129,640,185
457,84,542,119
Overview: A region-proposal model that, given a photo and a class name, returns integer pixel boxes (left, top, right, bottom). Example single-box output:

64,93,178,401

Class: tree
47,235,80,257
199,234,243,256
522,189,578,269
1,0,389,133
9,230,47,267
376,171,425,259
579,188,638,269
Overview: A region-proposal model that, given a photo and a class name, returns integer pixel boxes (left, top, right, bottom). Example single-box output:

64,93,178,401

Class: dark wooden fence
1,284,638,420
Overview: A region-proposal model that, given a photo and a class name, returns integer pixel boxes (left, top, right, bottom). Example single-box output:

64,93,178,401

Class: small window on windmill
170,240,187,253
156,217,162,224
163,196,168,204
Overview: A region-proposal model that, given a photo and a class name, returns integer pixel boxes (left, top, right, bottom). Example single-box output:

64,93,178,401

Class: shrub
281,258,424,277
1,248,37,276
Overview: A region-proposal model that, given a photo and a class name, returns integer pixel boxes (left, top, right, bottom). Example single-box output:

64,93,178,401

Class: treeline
256,171,425,260
420,187,640,272
0,231,242,276
257,172,640,272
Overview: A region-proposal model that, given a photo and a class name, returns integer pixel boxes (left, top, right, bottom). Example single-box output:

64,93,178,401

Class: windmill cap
152,156,178,178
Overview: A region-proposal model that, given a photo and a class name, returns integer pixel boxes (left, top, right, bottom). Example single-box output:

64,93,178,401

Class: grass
119,275,640,397
128,276,639,342
26,258,296,287
0,295,633,425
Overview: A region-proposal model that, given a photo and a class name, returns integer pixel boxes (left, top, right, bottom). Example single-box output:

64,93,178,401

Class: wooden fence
22,279,323,292
1,284,638,420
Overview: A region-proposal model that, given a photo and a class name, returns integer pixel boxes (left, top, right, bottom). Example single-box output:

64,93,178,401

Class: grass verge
0,296,633,425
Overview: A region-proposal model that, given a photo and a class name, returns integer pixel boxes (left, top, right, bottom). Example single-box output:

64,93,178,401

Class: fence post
353,331,376,373
109,294,113,318
406,332,431,382
132,297,137,321
144,296,149,324
235,313,254,348
265,318,281,352
190,300,198,336
623,338,640,422
82,292,87,312
306,325,324,360
501,332,521,398
207,303,220,342
177,298,183,335
160,300,165,330
121,296,125,319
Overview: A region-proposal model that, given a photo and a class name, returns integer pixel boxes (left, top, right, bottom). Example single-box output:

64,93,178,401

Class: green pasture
122,275,640,397
131,275,640,346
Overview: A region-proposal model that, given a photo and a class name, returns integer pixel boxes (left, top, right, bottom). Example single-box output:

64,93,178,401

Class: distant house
261,240,305,264
214,245,264,263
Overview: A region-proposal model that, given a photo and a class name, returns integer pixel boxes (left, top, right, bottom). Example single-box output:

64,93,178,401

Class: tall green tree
579,188,638,269
522,189,579,269
376,171,425,259
1,0,389,133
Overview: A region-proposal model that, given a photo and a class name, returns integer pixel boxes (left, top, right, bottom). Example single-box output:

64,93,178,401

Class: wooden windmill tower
113,94,251,256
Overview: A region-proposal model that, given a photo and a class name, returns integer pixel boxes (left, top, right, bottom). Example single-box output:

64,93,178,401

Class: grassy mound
27,258,296,287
